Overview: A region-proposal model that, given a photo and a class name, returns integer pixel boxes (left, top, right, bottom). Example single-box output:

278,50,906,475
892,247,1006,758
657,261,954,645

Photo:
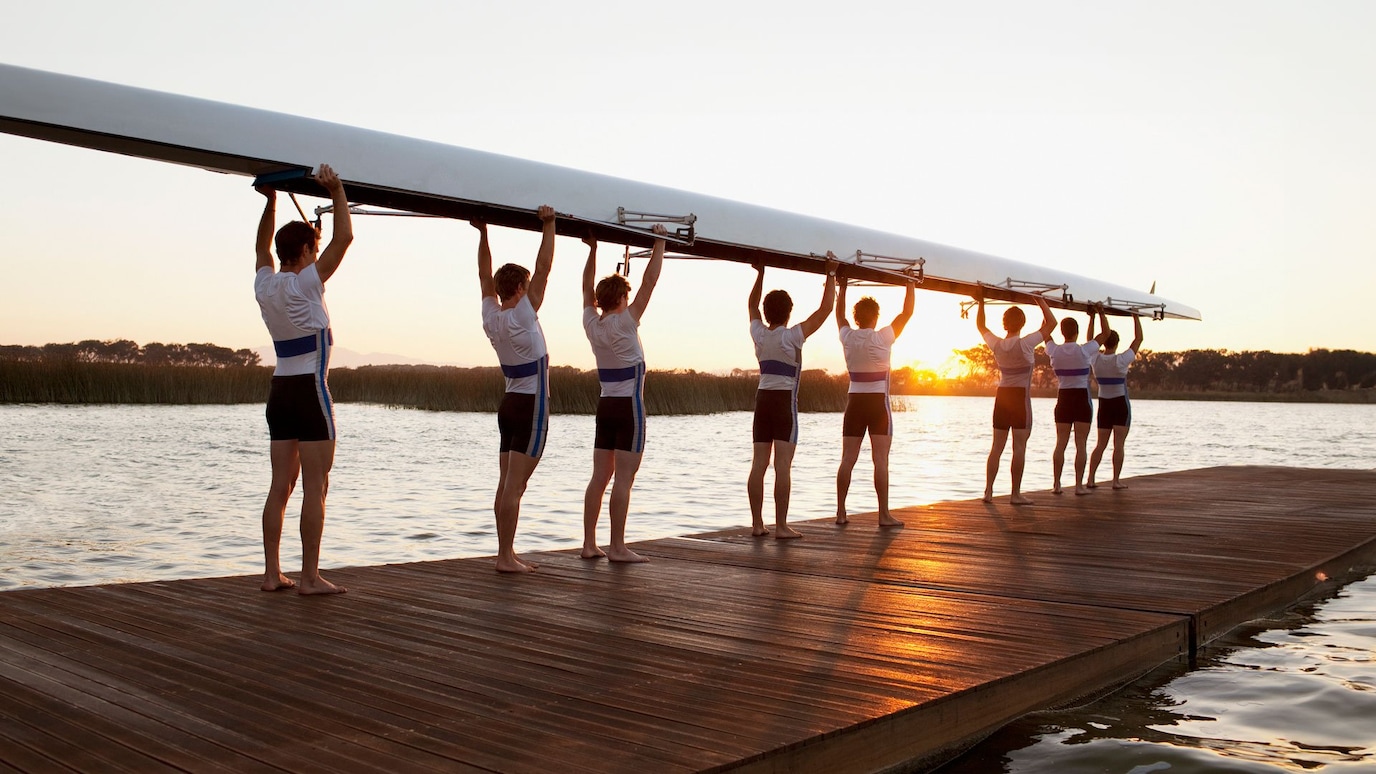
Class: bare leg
607,449,647,562
1111,425,1130,488
772,441,801,539
747,441,772,536
1088,428,1111,488
1052,422,1071,494
1072,421,1092,495
985,428,1010,502
1010,428,1033,505
296,440,344,595
835,435,863,524
495,451,540,573
261,440,299,591
872,435,903,527
581,449,614,559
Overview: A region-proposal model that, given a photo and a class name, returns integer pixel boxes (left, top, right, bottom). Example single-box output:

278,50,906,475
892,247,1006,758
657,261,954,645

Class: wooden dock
2,466,1374,773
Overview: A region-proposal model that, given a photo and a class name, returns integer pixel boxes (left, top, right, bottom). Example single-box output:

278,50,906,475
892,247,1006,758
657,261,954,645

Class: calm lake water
2,397,1374,771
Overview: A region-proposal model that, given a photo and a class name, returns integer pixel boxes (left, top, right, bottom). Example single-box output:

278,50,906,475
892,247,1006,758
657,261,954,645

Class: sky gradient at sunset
2,2,1373,375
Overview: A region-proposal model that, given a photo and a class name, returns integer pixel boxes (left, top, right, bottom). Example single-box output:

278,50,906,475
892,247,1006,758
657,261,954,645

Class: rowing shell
0,62,1199,320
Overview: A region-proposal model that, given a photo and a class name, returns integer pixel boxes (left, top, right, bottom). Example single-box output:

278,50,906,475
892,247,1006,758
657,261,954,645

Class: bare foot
752,526,771,537
297,576,346,595
580,545,607,560
1052,486,1063,495
1074,485,1091,496
982,492,995,503
878,515,905,528
774,525,803,540
1086,481,1098,489
1112,481,1129,490
834,513,849,525
1010,495,1035,506
518,557,540,569
260,573,296,592
495,557,536,573
607,547,649,563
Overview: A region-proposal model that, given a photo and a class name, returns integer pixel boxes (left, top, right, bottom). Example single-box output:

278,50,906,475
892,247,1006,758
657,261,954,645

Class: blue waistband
598,365,641,383
999,365,1032,376
1055,367,1091,376
273,328,332,358
501,357,544,379
759,359,799,378
1097,377,1126,385
848,369,888,383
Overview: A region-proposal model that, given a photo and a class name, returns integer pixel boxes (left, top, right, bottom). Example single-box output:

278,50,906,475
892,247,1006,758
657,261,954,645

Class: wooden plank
0,466,1371,773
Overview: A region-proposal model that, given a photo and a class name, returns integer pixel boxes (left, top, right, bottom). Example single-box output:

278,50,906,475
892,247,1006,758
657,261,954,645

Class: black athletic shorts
842,392,892,438
1054,388,1093,425
498,392,548,458
594,396,645,453
753,389,798,444
992,386,1032,431
266,373,335,442
1097,396,1132,429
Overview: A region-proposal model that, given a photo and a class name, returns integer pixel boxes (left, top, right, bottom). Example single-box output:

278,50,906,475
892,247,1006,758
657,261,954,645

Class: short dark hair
274,221,318,266
1003,306,1026,333
1105,330,1121,350
1060,317,1079,340
762,290,793,326
853,297,880,328
493,263,530,301
595,274,632,311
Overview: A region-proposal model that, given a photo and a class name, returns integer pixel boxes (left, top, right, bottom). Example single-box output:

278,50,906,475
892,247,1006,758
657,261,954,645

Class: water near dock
2,398,1375,771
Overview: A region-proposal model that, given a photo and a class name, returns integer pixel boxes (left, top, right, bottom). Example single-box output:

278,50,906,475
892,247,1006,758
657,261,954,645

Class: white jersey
982,330,1044,389
583,307,646,398
839,325,896,394
751,320,805,391
1047,340,1102,390
481,296,549,395
254,263,331,377
1094,349,1137,399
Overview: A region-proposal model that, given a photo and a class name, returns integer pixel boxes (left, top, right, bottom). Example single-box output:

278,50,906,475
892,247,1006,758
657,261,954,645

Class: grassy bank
4,361,1372,412
0,361,850,415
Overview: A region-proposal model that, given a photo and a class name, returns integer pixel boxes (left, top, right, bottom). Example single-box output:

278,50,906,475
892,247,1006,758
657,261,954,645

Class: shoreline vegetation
3,340,1375,413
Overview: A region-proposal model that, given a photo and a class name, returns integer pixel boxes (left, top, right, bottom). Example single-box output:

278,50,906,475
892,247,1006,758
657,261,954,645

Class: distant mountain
252,345,446,369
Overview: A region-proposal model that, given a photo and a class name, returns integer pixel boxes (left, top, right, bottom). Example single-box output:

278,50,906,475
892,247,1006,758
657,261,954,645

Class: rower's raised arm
527,205,556,311
748,263,764,323
313,164,353,284
254,186,275,273
628,224,666,321
473,220,494,299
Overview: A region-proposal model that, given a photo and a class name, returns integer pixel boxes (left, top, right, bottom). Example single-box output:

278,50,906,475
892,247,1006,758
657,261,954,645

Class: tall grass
8,360,1372,411
0,362,852,415
0,361,269,404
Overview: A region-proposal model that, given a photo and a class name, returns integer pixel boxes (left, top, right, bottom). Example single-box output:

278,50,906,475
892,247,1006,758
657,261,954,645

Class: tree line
0,340,261,368
4,340,1375,405
946,346,1376,394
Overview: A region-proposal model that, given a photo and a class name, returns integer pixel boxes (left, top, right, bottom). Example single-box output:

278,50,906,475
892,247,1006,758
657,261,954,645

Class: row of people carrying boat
251,172,1141,592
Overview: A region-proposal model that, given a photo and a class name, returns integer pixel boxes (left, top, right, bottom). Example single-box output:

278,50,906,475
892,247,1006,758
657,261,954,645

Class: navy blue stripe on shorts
498,392,549,458
266,373,335,442
753,389,798,444
594,396,645,453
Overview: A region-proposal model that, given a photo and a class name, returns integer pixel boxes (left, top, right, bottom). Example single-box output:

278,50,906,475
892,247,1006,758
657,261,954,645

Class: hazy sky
2,1,1373,374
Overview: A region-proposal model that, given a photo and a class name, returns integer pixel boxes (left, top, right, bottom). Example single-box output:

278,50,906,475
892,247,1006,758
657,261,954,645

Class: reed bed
9,360,1371,410
0,361,268,405
0,362,852,415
